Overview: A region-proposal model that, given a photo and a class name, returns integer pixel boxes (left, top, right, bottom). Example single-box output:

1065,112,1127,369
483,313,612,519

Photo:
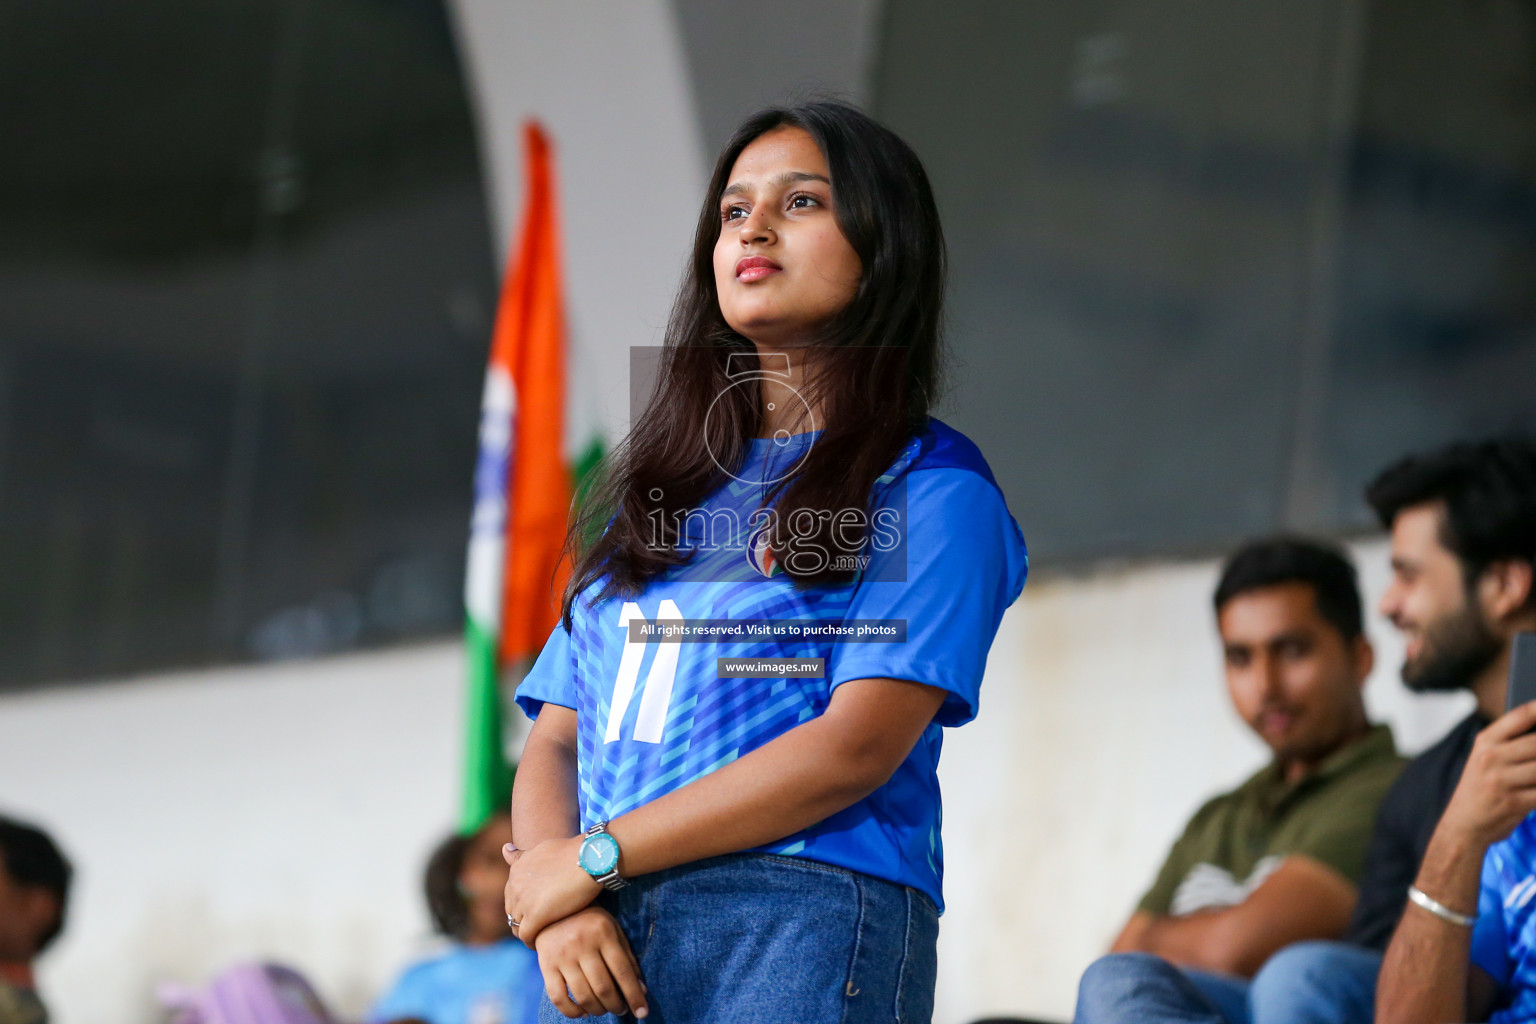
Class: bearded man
1231,438,1536,1024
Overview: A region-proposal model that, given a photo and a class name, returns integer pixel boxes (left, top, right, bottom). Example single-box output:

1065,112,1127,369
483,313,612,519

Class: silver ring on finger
507,914,521,931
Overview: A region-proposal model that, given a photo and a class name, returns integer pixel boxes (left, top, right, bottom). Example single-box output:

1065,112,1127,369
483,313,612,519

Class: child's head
423,815,514,945
0,815,71,961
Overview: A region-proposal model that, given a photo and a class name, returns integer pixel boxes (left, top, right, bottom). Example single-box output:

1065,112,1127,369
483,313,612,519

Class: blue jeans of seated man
1074,942,1383,1024
536,852,940,1024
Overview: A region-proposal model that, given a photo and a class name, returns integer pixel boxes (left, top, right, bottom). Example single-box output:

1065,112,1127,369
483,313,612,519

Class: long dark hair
561,100,947,626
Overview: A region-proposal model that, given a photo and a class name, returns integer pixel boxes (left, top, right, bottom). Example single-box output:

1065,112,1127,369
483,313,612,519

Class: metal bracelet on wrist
1407,884,1476,927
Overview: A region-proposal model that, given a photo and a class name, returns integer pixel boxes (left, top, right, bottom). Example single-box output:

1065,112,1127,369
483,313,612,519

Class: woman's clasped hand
502,842,650,1019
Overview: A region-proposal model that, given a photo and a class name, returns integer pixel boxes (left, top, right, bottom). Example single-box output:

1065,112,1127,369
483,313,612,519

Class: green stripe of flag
460,617,512,834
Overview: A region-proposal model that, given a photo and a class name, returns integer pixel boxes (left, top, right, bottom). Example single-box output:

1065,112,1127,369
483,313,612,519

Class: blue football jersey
514,416,1028,909
1473,813,1536,1022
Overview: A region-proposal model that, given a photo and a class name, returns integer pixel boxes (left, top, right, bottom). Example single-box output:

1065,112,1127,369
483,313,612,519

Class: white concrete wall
0,641,466,1023
3,538,1470,1024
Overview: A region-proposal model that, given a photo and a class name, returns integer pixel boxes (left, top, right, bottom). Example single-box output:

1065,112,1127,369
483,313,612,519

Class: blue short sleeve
514,621,577,719
825,467,1028,727
1472,843,1514,990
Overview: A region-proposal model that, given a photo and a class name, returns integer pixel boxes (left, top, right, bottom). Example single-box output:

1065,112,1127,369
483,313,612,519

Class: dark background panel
873,0,1345,565
0,0,496,691
873,0,1536,565
6,0,1536,688
1320,0,1536,528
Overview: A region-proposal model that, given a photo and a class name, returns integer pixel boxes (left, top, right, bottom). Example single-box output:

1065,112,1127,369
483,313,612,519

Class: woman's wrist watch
578,820,628,891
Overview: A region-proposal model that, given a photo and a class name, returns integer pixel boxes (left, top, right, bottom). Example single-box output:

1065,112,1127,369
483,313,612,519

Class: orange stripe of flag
495,120,574,666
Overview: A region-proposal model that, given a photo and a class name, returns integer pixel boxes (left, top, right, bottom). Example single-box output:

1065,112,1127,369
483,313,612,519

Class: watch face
579,832,620,875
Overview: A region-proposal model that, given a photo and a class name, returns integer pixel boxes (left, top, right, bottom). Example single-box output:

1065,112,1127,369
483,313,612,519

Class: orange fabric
494,121,574,666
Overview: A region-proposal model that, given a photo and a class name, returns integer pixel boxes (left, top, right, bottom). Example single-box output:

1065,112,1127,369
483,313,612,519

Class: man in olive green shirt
1137,723,1401,924
1076,537,1406,1024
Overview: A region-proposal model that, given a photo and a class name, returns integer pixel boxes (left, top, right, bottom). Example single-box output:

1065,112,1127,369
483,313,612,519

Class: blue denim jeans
537,852,940,1024
1075,943,1382,1024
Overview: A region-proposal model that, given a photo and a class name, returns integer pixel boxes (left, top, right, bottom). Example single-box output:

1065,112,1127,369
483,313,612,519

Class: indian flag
461,120,603,833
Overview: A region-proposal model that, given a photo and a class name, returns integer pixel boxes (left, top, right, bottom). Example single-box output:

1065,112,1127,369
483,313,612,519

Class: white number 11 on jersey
604,599,683,745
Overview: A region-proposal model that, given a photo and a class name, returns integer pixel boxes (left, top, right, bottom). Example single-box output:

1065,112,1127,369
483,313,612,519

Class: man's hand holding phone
1377,634,1536,1024
1438,700,1536,852
1432,635,1536,852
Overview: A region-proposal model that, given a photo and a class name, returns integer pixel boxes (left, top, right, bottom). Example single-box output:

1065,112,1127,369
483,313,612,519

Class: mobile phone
1504,632,1536,714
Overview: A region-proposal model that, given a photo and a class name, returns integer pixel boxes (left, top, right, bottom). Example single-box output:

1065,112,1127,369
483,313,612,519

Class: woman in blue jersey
503,100,1028,1023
